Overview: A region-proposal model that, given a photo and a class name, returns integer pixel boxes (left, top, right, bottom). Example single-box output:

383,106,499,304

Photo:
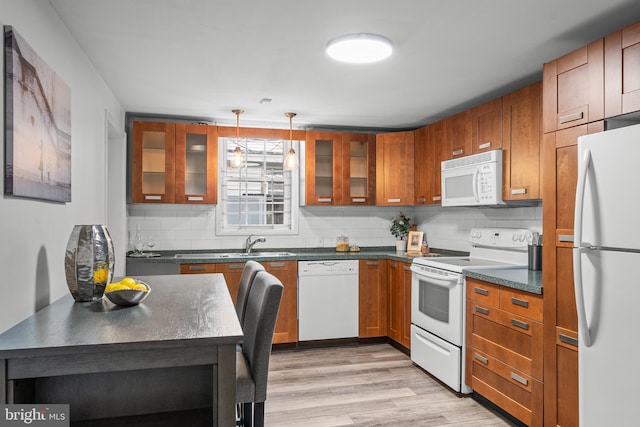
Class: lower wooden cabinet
387,260,411,349
180,261,298,344
358,259,388,338
466,278,543,427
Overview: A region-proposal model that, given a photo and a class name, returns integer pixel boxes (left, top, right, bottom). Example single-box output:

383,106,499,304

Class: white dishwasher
298,260,359,341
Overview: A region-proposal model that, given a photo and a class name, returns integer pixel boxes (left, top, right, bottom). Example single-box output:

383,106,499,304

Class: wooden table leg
216,344,237,427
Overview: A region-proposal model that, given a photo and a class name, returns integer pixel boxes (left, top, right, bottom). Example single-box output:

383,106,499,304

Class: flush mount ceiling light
326,33,393,64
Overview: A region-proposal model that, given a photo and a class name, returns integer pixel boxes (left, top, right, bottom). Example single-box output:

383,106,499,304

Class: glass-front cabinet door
343,133,375,205
175,124,217,204
131,121,176,203
305,131,342,205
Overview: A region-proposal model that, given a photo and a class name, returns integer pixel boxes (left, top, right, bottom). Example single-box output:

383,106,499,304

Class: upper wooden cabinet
471,98,503,154
131,121,217,204
375,131,415,206
446,110,472,159
305,131,375,205
342,133,376,205
414,120,447,205
543,39,604,133
502,82,542,201
605,21,640,117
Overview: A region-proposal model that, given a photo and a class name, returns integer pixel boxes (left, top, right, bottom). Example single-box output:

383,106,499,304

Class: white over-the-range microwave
441,149,504,207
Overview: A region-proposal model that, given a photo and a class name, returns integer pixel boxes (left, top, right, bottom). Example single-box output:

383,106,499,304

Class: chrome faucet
244,234,266,255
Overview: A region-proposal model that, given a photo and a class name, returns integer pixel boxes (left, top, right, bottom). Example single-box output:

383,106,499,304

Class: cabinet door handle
268,262,285,268
228,264,244,270
474,353,488,365
478,142,491,150
511,188,527,195
559,111,584,124
510,371,529,386
187,196,204,201
387,198,401,203
474,287,489,296
389,262,397,268
511,318,530,330
432,196,441,202
188,265,206,271
558,234,574,243
475,306,489,315
403,265,412,271
351,198,366,203
318,197,332,203
559,334,579,347
366,261,380,266
452,149,464,156
510,297,529,308
417,197,426,203
144,195,162,200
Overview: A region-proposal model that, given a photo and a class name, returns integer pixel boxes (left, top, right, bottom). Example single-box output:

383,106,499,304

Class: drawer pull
144,195,162,200
403,265,412,271
268,262,285,268
559,234,574,243
452,149,464,156
389,262,397,268
510,372,529,386
387,198,401,203
187,196,204,201
510,297,529,308
559,334,579,347
474,353,488,365
366,261,380,266
511,318,530,330
432,196,441,202
479,142,492,150
511,188,527,195
474,287,489,296
188,265,206,271
318,197,332,203
475,306,489,315
351,198,366,203
228,264,244,270
559,111,584,124
417,197,426,203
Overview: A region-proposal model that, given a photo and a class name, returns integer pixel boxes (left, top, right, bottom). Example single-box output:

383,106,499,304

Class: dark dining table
0,273,243,426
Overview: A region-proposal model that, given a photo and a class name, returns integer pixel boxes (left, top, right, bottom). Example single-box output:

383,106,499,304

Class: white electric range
410,228,534,393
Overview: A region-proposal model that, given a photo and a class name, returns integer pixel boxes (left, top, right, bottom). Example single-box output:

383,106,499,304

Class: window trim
215,126,301,236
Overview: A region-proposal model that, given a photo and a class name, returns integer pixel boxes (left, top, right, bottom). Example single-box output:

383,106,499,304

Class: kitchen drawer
468,348,543,427
466,278,500,307
468,305,543,379
180,263,216,274
499,288,543,322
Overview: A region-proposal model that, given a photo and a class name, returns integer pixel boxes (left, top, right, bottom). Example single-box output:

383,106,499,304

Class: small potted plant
390,212,412,252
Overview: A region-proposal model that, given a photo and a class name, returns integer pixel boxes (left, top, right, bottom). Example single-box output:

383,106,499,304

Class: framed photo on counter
407,231,423,253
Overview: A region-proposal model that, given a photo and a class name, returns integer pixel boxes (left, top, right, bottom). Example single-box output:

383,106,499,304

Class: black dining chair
235,271,283,427
235,260,266,327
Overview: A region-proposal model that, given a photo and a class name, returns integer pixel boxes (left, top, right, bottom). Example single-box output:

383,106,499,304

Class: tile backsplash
127,203,542,253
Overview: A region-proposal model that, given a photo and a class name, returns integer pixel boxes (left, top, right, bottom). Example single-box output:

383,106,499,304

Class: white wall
127,203,542,253
0,0,124,333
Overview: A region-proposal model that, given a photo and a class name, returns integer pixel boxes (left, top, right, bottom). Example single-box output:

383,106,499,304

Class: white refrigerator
574,123,640,426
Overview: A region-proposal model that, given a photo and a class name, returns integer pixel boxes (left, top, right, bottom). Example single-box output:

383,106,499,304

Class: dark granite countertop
126,247,468,265
464,267,543,295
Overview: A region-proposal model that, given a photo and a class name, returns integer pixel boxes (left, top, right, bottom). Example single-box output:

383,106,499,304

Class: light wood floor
265,343,515,427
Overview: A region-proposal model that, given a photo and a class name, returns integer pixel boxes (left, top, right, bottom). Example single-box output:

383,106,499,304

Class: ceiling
48,0,640,131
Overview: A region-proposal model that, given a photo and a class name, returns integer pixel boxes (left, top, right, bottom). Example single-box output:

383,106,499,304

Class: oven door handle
411,268,460,288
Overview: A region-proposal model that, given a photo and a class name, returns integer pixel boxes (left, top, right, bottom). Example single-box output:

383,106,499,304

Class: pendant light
283,112,299,171
229,109,245,168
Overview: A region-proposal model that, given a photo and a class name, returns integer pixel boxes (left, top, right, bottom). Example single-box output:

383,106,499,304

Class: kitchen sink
174,252,296,259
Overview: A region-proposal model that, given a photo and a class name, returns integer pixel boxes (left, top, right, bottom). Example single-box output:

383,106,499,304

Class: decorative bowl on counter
104,280,150,307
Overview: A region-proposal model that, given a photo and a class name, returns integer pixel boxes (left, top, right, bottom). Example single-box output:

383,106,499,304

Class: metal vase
65,225,115,302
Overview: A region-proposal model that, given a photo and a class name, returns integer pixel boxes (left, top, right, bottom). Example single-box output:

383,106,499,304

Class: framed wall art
4,25,71,202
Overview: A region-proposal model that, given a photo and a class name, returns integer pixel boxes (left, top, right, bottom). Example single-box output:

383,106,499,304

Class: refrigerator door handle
574,148,592,248
573,247,593,347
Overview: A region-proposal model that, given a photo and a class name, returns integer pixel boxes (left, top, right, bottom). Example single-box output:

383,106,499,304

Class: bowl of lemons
104,277,150,307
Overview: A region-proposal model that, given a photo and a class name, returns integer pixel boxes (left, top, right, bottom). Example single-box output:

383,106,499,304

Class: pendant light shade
229,109,245,168
283,112,299,171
